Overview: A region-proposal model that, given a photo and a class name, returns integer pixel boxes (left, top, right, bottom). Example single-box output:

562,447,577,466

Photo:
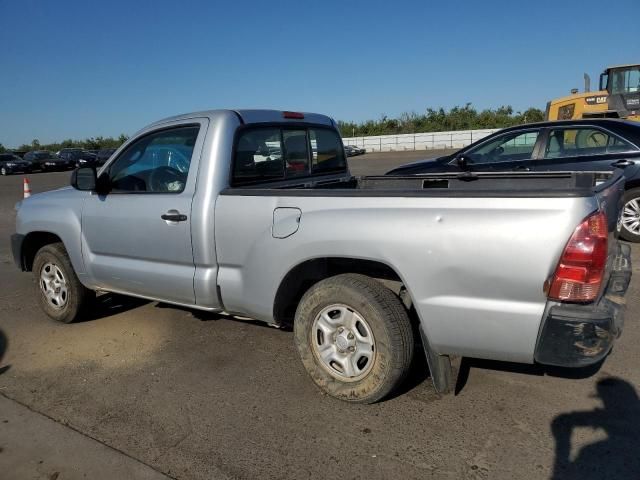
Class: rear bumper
534,243,632,368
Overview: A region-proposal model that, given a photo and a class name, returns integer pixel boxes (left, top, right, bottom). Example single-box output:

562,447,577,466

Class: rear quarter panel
215,193,598,363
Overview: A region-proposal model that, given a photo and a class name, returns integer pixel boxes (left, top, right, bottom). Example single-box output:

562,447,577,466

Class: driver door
80,119,208,305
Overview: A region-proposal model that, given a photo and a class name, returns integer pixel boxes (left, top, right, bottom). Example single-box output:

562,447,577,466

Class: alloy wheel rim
40,262,69,309
311,304,376,382
622,197,640,235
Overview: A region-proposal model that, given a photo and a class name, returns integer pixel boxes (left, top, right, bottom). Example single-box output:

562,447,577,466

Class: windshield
609,67,640,94
34,152,53,159
0,154,19,161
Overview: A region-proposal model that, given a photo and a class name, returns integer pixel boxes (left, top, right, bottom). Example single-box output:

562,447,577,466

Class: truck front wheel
294,273,414,403
33,243,95,323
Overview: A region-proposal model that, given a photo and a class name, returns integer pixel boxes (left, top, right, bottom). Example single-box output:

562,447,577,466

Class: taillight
547,210,608,302
283,111,304,119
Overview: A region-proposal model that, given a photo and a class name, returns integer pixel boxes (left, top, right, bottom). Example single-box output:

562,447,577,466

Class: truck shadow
550,377,640,479
454,357,604,395
80,293,150,322
155,303,285,330
0,329,9,375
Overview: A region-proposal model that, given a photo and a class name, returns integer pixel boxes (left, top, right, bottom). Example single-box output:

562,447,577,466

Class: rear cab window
232,125,346,186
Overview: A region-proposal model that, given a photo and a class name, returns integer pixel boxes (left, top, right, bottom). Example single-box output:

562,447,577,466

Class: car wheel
0,167,7,176
32,242,95,323
620,188,640,242
294,273,414,403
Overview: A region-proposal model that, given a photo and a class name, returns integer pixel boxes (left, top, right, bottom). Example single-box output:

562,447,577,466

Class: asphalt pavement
1,152,639,479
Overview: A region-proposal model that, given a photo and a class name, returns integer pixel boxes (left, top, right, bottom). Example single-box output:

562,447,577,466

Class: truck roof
146,109,335,130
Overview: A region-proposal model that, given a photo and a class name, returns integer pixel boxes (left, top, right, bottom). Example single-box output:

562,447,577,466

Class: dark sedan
387,119,640,242
24,150,75,172
24,150,53,170
74,151,99,168
56,148,90,170
0,153,32,175
95,148,116,166
346,145,366,155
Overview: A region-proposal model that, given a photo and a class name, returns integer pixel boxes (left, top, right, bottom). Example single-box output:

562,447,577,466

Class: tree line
337,104,545,137
0,134,129,154
0,104,546,152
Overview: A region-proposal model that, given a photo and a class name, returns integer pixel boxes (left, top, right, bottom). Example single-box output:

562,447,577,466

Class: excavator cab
599,65,640,121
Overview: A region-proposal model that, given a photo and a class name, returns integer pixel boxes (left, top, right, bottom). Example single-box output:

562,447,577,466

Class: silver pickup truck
11,110,633,403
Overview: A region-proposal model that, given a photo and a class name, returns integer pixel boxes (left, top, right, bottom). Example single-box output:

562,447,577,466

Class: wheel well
273,258,404,328
624,179,640,193
20,232,63,271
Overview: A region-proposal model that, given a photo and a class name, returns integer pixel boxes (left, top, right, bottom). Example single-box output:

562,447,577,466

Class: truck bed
222,170,621,198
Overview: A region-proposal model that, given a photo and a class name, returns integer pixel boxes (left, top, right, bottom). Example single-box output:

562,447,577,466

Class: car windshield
34,152,53,159
0,154,19,161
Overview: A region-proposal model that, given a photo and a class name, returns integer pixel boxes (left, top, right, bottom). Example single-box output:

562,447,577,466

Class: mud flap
419,325,460,394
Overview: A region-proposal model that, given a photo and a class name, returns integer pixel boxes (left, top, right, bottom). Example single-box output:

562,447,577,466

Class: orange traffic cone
23,178,31,198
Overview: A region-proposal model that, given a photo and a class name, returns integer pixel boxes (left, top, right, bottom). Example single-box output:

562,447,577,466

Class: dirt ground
1,151,638,479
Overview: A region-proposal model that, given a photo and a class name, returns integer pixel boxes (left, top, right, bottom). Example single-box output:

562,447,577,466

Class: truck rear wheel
294,274,414,403
33,243,95,323
620,188,640,243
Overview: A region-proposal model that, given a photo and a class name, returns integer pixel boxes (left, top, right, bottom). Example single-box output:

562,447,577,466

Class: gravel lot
1,151,639,480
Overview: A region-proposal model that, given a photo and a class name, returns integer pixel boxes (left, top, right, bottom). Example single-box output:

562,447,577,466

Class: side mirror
71,167,97,191
456,155,472,170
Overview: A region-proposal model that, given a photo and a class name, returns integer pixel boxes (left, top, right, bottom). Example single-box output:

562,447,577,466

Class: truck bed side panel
215,194,598,363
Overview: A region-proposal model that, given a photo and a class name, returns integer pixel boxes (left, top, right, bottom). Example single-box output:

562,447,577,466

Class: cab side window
108,126,199,193
544,128,637,159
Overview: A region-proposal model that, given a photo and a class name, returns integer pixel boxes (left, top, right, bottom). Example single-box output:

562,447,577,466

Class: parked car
56,148,89,169
0,153,32,175
24,150,58,172
11,110,631,404
346,145,366,155
387,119,640,242
23,150,73,172
94,148,117,166
74,151,99,168
344,145,357,156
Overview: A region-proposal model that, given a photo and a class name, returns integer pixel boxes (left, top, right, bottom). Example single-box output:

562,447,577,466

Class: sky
0,0,638,147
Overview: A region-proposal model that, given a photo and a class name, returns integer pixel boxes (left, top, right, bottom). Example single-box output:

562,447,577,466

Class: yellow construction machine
546,64,640,122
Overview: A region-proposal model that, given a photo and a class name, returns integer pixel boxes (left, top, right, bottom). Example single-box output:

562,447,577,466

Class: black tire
294,273,414,403
620,188,640,243
32,242,95,323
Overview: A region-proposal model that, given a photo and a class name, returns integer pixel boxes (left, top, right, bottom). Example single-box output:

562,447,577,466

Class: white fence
342,128,500,152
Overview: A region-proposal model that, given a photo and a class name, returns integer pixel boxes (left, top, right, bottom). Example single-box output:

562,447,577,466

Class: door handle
611,159,634,168
161,212,188,222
